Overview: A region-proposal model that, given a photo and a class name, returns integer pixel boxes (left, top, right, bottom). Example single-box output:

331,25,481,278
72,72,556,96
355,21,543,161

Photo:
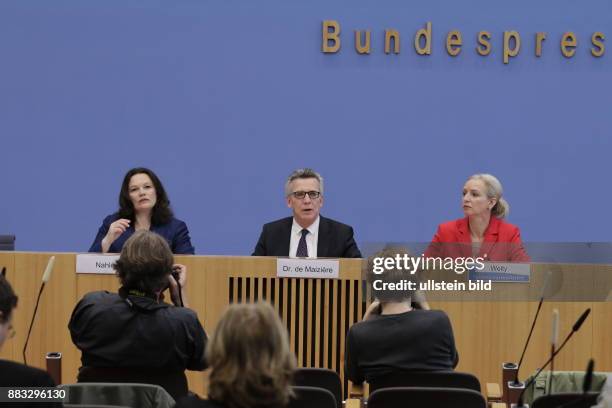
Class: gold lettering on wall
385,30,400,54
322,20,341,53
355,30,371,54
446,30,462,56
477,31,491,56
561,32,577,58
503,31,521,64
536,32,547,57
320,20,606,62
414,22,432,55
591,32,605,57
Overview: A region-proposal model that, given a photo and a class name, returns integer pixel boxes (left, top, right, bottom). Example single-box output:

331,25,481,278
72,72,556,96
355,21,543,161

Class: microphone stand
23,256,55,365
514,308,591,407
511,271,552,387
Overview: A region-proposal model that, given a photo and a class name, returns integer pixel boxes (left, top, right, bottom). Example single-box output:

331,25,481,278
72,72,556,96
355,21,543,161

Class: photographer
345,246,458,386
69,230,207,399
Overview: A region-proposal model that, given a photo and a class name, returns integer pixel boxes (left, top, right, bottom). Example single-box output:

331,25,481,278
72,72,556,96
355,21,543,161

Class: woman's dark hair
0,273,18,323
114,231,174,295
118,167,173,225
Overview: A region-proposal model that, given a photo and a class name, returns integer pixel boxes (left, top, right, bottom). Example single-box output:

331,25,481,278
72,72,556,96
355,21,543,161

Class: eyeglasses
290,191,321,200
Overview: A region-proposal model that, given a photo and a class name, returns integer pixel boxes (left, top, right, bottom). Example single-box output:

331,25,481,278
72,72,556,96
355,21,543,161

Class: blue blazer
89,213,195,254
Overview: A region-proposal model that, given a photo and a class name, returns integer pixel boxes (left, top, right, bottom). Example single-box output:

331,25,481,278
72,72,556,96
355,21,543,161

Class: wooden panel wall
0,252,609,397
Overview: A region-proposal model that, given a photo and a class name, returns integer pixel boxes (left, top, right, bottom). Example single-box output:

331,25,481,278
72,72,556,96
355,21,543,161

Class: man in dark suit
252,168,361,258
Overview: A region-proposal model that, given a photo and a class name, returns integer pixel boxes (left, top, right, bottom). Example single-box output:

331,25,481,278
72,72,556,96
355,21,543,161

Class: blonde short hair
207,302,296,408
468,173,510,218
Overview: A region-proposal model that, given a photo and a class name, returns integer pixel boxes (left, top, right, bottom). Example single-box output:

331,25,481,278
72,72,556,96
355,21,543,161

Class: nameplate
469,262,530,282
76,254,119,274
277,258,339,279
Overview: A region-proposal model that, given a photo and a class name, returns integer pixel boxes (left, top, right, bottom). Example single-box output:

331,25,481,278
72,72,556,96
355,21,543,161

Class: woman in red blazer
426,174,529,262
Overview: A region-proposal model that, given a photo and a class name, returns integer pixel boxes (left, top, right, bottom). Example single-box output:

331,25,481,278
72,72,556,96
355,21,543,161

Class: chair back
288,386,336,408
369,370,481,394
0,235,15,251
532,392,600,408
60,383,174,408
294,368,342,408
77,366,187,400
65,405,131,408
368,387,487,408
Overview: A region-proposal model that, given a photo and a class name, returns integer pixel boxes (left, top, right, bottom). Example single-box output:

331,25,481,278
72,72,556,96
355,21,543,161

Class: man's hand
168,264,187,306
363,300,381,320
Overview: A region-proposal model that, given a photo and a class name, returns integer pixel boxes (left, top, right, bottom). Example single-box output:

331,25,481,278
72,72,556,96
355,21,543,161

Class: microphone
23,256,55,365
547,309,559,395
515,308,591,407
551,309,560,348
1,266,6,277
512,270,552,385
583,359,594,393
572,308,590,332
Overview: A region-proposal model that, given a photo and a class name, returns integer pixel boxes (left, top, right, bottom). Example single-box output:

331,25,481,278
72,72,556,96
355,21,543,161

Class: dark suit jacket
0,360,58,407
89,213,195,254
252,216,362,258
345,310,458,384
425,216,529,262
0,359,56,387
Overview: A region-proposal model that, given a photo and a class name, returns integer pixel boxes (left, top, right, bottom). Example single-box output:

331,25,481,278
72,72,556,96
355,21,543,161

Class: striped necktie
296,229,309,257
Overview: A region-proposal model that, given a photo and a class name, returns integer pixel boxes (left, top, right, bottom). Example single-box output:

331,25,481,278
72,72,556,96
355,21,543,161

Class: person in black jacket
345,247,458,385
253,168,361,258
71,230,207,399
0,270,56,387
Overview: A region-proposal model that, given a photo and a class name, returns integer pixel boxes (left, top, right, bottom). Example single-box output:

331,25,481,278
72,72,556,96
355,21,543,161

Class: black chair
532,392,600,408
65,405,131,408
367,387,487,408
288,386,336,408
294,368,342,408
0,235,15,251
369,370,481,394
77,366,188,401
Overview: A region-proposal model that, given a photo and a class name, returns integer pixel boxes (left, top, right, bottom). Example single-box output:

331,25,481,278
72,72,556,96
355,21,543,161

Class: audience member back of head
177,302,296,408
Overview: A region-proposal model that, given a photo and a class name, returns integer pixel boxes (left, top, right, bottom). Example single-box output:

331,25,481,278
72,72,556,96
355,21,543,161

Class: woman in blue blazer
89,167,195,254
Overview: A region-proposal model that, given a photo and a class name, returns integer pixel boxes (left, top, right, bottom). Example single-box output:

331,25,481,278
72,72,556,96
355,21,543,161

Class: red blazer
425,217,530,262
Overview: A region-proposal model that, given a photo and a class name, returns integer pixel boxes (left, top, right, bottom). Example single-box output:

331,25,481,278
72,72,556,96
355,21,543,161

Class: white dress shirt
289,216,320,258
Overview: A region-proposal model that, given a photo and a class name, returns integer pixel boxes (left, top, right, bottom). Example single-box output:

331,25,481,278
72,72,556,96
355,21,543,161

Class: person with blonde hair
177,302,296,408
425,173,529,261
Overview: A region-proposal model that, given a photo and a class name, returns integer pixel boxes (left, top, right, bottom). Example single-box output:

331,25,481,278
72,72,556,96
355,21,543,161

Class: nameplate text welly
469,262,530,282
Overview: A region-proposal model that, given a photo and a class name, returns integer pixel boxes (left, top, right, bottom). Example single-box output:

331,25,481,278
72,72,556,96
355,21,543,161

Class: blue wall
1,0,610,254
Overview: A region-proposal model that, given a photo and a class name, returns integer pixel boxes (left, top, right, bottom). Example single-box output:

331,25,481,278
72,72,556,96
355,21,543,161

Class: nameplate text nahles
321,20,605,64
76,254,120,274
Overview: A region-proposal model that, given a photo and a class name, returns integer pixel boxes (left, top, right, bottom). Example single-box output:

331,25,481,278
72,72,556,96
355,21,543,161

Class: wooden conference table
0,252,610,395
